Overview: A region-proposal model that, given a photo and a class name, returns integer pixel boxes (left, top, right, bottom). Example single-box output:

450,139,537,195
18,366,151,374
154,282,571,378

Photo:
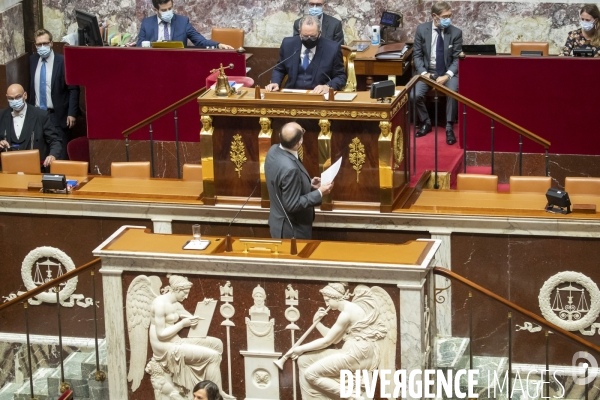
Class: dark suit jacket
271,36,347,91
264,144,322,239
136,15,219,48
28,53,80,130
293,14,344,45
413,22,463,76
0,106,62,162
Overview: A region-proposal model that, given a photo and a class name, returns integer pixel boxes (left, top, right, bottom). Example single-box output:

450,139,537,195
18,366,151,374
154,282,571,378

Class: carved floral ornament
201,106,390,120
538,271,600,334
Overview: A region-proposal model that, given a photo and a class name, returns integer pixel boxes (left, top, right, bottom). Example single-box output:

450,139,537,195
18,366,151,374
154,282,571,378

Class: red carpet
409,124,464,188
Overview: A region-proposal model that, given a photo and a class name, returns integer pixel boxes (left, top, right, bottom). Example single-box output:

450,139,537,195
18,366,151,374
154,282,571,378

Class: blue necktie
40,59,47,110
163,22,170,41
302,48,310,70
435,28,446,77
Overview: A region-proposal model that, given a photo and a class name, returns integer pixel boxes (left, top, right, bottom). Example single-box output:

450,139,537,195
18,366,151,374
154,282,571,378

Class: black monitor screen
380,11,401,28
75,9,103,46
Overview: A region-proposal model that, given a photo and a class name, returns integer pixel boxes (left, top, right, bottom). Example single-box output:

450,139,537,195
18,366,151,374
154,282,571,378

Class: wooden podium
197,88,409,212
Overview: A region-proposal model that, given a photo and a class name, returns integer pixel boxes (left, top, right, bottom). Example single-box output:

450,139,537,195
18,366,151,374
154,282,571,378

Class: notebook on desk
151,41,184,49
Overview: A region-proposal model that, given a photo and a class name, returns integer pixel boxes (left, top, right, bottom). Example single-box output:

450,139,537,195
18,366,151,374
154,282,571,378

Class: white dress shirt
11,104,27,140
34,51,54,109
299,45,316,65
421,22,454,78
157,16,171,41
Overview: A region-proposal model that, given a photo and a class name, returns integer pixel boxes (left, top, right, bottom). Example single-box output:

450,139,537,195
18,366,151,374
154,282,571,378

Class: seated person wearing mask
0,84,62,171
136,0,234,48
293,0,344,45
561,4,600,56
266,16,347,95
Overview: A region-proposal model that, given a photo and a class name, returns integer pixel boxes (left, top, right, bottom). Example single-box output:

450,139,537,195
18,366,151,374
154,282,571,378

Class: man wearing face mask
28,29,79,160
265,16,347,95
410,1,462,145
0,84,62,171
293,0,344,45
136,0,234,49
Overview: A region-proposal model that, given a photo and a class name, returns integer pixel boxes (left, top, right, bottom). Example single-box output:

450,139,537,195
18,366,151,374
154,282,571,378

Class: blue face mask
9,98,25,111
160,9,174,23
581,20,595,31
37,45,51,58
308,6,323,17
439,18,451,28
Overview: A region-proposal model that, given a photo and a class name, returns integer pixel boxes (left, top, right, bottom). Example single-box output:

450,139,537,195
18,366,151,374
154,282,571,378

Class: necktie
435,28,446,77
163,21,170,41
40,59,47,111
302,48,310,70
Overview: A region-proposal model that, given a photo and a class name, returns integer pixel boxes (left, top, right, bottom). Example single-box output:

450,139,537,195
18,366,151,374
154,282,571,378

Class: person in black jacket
28,29,79,159
1,84,62,170
293,0,344,45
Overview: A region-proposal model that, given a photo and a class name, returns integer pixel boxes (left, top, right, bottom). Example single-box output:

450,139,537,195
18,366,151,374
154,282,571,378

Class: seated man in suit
136,0,234,49
29,29,79,160
293,0,344,45
265,122,333,239
266,16,347,95
410,1,462,145
0,84,62,170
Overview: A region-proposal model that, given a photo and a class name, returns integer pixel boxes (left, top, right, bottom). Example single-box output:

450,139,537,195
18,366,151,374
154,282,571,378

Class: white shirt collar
279,144,298,159
11,103,27,118
157,15,169,25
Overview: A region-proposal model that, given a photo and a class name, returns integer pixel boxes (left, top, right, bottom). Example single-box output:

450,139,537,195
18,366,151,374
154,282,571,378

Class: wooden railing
405,74,551,188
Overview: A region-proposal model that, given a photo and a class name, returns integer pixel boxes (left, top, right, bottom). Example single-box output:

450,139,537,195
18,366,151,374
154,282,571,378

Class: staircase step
81,340,107,380
435,337,470,370
47,351,94,398
13,367,54,400
0,383,21,400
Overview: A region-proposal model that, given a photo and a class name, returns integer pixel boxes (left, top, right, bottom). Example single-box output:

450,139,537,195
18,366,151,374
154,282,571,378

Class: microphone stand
225,178,260,252
255,49,300,99
274,191,298,255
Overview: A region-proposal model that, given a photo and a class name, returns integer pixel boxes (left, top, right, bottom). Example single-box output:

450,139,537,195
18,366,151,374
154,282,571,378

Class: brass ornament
351,111,358,118
394,126,404,165
200,115,213,135
201,106,208,113
258,117,272,137
379,121,392,139
260,108,267,115
349,137,365,183
232,107,238,115
230,134,247,178
201,106,388,120
381,112,388,118
291,109,297,116
298,145,304,162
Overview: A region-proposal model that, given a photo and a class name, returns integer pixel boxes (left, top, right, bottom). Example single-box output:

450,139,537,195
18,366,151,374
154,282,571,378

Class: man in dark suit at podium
265,122,333,239
28,29,79,160
136,0,234,49
411,1,462,145
293,0,344,45
1,84,62,170
266,16,346,95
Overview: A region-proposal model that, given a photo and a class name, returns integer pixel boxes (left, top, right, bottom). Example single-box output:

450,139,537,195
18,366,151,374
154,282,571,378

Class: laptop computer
151,41,184,49
462,44,497,55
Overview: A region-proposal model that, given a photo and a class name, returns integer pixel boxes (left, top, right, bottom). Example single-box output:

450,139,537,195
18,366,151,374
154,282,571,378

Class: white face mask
160,9,174,23
581,20,596,31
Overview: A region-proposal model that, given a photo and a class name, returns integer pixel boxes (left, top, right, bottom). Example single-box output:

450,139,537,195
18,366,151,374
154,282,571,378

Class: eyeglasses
435,13,453,19
35,42,52,48
308,2,323,7
300,35,319,40
6,94,24,101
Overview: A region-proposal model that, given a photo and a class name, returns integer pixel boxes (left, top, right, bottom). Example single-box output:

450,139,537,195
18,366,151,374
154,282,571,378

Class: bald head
280,122,304,150
7,84,25,98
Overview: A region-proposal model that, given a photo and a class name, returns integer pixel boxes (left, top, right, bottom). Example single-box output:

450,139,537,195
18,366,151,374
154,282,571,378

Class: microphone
225,177,260,252
256,49,300,86
271,180,298,255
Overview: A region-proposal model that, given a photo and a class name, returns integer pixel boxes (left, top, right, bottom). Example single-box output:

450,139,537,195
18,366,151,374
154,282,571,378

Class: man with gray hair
293,0,344,45
266,16,346,95
410,1,462,145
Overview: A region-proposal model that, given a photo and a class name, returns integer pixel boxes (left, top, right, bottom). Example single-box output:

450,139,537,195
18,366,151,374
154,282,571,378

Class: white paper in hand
321,157,342,184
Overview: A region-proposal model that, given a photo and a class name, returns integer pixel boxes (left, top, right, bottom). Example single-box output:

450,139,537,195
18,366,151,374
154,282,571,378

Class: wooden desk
350,41,413,88
76,176,203,200
0,173,88,191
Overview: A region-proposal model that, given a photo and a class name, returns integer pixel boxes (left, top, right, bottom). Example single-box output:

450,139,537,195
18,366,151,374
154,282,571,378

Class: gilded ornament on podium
394,126,404,165
349,137,365,183
230,134,247,178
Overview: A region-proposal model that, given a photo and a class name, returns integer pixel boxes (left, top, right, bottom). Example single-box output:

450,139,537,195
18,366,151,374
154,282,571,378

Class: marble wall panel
0,214,151,337
40,0,586,54
0,2,25,65
467,151,600,187
450,233,600,365
121,272,401,400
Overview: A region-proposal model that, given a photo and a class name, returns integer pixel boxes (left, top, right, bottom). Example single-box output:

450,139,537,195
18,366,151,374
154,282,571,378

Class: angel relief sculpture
126,274,234,400
283,283,397,400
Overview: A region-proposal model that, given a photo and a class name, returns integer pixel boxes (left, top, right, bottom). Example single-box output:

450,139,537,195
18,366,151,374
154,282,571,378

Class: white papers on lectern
321,157,342,183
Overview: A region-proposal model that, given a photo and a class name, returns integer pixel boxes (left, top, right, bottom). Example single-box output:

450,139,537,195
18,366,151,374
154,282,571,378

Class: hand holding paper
321,157,342,184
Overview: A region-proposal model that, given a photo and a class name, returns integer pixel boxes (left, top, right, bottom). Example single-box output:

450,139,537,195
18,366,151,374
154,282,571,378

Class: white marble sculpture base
239,351,282,400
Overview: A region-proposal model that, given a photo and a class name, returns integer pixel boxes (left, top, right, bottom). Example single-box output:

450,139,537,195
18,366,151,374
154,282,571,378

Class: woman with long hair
561,4,600,56
193,380,223,400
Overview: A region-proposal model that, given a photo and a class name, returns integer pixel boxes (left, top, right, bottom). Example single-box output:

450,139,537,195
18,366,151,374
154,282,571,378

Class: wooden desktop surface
75,176,203,200
102,227,432,264
0,173,88,191
411,189,600,217
350,40,413,76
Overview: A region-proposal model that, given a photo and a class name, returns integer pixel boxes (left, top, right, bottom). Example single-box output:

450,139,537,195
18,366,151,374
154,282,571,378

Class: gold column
258,117,273,208
200,115,216,205
343,50,357,92
318,119,333,211
378,121,394,212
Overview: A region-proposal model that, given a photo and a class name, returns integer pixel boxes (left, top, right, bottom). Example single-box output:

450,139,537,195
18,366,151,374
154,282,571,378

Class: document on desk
321,157,342,183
